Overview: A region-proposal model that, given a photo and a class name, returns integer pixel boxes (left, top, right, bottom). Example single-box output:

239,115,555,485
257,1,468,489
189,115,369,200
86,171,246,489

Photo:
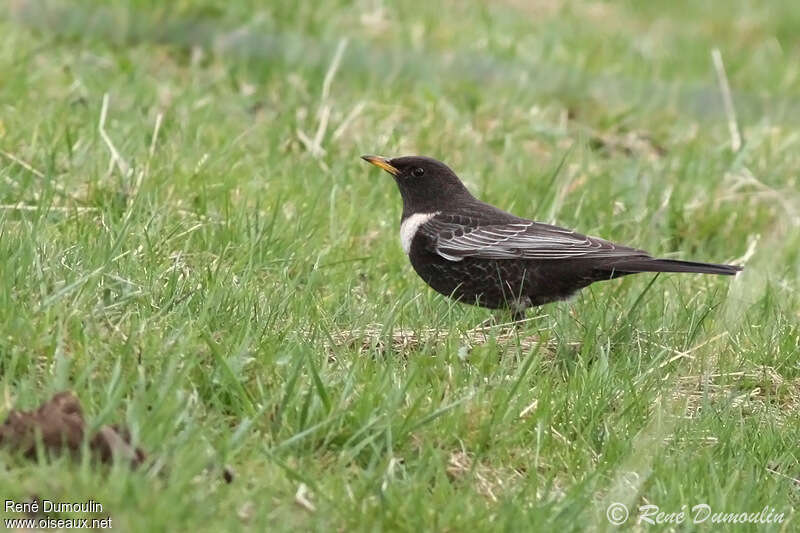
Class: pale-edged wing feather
418,214,648,262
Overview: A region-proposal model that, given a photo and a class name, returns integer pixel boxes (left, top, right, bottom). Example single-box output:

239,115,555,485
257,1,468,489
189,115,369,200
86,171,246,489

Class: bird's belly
407,249,537,309
407,240,600,310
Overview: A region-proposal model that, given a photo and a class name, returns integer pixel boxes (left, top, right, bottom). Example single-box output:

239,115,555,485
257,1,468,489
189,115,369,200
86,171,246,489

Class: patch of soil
0,391,146,467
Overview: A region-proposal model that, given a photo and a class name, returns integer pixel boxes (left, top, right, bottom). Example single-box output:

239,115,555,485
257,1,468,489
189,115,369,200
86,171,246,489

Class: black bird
362,155,743,320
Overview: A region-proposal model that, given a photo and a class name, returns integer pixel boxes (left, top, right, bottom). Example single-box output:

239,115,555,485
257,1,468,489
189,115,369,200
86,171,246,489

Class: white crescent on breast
399,212,439,254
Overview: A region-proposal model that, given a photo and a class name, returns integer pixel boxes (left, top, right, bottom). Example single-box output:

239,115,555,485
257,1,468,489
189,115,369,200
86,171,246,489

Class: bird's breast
399,212,439,254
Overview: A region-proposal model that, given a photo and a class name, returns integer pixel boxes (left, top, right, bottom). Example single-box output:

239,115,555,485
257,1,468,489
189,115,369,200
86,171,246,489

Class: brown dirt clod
0,391,146,467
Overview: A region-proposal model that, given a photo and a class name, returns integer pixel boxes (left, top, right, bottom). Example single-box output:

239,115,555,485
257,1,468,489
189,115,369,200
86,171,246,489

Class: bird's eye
412,167,425,177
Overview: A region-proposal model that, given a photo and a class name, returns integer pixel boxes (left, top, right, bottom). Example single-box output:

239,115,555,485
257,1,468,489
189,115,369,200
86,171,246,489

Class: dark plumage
362,155,743,319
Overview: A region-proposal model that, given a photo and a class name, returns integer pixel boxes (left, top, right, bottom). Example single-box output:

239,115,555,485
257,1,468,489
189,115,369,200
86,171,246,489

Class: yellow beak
361,155,399,176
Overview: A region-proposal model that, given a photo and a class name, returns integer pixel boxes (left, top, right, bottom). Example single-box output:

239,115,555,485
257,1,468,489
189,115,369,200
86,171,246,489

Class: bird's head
361,155,474,216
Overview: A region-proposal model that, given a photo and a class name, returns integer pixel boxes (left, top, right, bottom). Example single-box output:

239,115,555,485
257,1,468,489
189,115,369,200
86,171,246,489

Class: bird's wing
419,215,648,262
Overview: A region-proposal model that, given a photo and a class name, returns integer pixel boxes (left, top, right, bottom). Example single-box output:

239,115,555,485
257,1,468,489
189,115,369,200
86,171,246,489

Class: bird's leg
509,296,532,326
510,309,527,327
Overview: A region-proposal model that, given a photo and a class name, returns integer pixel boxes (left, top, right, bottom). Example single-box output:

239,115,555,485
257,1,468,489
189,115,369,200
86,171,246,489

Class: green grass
1,0,799,530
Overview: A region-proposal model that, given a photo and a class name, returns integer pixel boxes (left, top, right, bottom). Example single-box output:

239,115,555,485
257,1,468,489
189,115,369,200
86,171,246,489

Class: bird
361,154,743,321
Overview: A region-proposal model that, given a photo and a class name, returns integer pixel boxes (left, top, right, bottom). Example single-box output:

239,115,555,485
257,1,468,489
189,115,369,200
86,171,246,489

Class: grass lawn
1,0,799,530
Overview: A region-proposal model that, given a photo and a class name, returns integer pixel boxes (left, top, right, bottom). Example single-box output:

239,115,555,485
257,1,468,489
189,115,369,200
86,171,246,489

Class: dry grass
322,317,566,359
446,449,525,502
674,365,800,421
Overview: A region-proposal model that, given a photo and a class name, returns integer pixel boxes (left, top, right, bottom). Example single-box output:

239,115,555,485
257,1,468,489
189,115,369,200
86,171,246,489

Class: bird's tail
606,257,743,276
